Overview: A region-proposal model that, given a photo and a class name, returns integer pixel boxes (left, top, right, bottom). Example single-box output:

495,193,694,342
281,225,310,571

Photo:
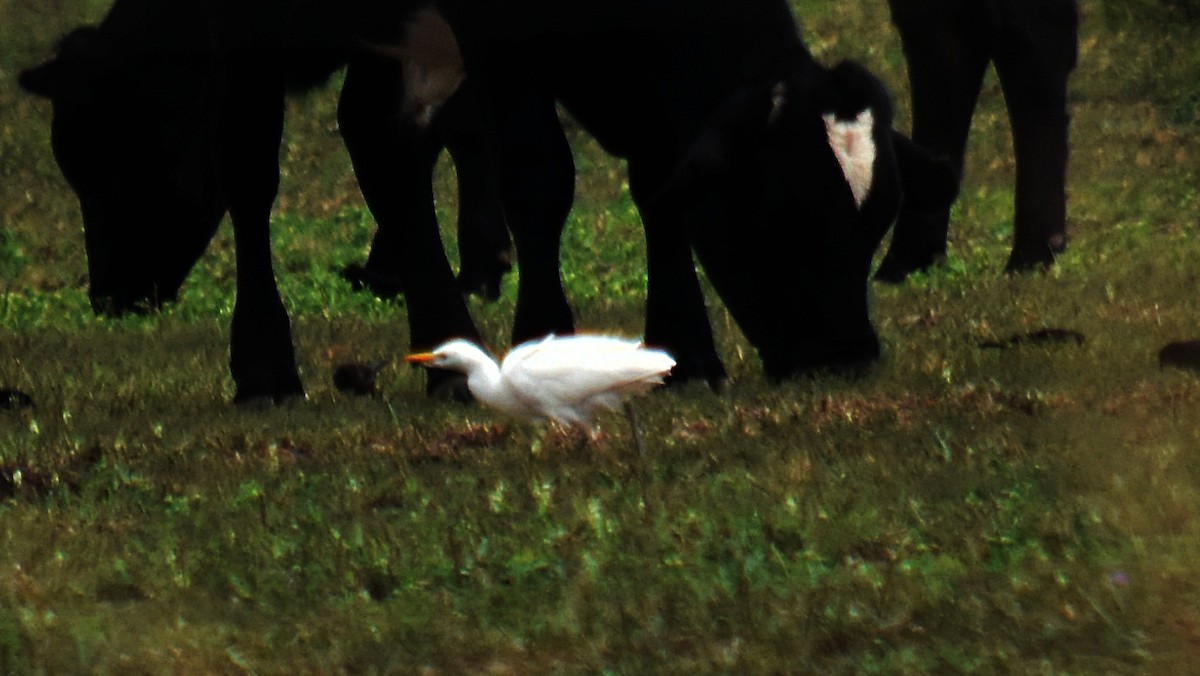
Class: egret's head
404,339,493,373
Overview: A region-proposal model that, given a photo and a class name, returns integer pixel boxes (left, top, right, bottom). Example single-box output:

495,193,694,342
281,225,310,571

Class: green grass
3,0,1200,672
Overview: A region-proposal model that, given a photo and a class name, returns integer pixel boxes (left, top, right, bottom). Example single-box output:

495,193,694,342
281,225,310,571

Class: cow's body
876,0,1079,281
22,0,953,404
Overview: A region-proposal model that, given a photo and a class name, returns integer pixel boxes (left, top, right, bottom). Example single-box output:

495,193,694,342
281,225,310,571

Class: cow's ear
19,27,103,102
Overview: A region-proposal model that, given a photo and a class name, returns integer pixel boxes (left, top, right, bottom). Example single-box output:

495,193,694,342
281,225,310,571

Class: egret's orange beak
404,352,436,365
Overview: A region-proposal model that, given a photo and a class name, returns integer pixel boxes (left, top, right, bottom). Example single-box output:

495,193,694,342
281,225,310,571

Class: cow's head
20,27,225,315
657,60,955,379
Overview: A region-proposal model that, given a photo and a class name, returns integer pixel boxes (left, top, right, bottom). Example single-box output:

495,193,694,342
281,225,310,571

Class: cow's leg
993,0,1078,272
487,84,575,343
876,0,990,283
208,50,304,405
338,54,482,394
436,84,513,301
342,81,512,302
629,161,727,389
336,56,415,301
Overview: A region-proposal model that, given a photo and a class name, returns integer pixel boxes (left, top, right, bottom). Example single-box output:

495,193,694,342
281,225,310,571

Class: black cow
20,0,511,404
22,0,954,405
18,3,513,307
875,0,1079,282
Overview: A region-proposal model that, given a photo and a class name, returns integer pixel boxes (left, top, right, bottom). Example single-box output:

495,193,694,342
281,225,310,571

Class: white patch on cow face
822,109,875,209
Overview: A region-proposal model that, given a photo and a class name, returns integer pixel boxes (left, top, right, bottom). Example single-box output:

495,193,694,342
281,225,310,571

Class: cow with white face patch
420,2,956,383
646,58,952,377
22,0,955,402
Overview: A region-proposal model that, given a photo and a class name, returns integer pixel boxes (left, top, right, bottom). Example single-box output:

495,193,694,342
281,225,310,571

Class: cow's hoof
1005,235,1065,273
707,375,732,395
761,336,881,382
664,372,731,395
874,250,946,284
233,393,305,411
89,294,166,318
764,348,880,382
456,263,509,301
233,382,306,410
341,263,404,299
233,394,276,412
770,359,877,383
1004,252,1055,274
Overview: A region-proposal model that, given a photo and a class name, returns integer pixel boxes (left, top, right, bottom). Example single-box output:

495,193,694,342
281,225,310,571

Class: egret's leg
624,402,647,456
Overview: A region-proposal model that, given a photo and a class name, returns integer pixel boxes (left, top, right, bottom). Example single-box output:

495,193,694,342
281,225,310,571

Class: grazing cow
22,0,954,405
875,0,1079,282
20,0,512,404
18,3,513,308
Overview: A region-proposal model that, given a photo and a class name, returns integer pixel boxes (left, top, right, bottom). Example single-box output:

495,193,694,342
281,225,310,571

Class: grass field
2,0,1200,672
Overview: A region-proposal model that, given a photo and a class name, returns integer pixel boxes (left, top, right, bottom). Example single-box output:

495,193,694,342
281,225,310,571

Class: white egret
405,334,675,452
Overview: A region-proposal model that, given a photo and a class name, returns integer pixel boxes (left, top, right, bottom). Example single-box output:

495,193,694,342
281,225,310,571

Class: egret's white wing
500,335,675,427
497,335,575,423
506,335,672,398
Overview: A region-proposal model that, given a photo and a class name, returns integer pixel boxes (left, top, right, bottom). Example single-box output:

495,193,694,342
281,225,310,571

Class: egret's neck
464,356,506,408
